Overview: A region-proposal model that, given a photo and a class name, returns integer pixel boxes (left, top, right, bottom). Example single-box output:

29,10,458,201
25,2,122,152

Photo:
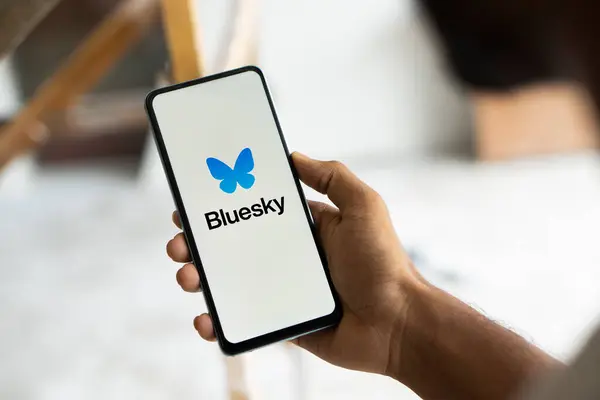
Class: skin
167,153,561,399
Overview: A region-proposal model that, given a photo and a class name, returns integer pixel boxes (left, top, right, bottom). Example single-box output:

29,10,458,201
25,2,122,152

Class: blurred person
167,1,600,399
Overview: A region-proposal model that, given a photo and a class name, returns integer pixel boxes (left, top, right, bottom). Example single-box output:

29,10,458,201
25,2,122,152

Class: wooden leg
225,356,250,400
220,0,260,71
0,0,161,170
287,344,308,400
160,0,204,82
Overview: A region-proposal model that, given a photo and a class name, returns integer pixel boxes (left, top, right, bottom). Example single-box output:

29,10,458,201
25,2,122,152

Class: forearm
388,283,563,400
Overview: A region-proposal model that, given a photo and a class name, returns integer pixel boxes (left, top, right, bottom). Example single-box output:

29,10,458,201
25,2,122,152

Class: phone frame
145,65,342,355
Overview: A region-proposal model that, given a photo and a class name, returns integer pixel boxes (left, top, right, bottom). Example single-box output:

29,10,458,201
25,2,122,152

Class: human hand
166,152,425,375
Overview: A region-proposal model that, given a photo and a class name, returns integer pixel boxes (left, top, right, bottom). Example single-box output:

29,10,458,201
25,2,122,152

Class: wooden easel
0,0,258,169
0,0,161,169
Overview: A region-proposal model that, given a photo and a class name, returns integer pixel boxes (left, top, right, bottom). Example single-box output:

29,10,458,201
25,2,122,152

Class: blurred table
2,152,600,399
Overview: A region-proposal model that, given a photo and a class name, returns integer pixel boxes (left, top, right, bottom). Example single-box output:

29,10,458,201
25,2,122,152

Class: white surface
2,153,600,399
0,154,37,197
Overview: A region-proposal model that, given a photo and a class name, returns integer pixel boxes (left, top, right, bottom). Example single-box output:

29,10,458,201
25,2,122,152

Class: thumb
292,152,374,212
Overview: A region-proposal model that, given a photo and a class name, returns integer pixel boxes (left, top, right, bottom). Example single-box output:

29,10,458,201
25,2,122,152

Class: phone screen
147,67,338,351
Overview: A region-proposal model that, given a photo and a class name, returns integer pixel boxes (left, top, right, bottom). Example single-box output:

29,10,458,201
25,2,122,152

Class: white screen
150,70,336,344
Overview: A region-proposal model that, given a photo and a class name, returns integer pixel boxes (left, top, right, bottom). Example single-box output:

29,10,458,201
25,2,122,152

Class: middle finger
166,232,192,263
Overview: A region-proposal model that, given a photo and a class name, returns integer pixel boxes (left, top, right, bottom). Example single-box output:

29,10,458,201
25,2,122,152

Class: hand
166,152,425,375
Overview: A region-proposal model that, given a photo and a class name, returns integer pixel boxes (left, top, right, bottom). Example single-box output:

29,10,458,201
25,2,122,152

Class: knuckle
368,188,384,203
327,160,345,171
316,161,339,193
360,186,385,208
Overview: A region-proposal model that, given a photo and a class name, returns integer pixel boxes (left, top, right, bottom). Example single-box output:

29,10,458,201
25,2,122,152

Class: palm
297,199,411,375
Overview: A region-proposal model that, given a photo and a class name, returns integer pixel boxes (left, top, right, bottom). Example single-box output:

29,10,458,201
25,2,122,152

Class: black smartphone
145,66,342,355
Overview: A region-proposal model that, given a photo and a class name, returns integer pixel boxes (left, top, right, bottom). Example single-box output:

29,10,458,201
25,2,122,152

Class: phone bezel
145,65,342,355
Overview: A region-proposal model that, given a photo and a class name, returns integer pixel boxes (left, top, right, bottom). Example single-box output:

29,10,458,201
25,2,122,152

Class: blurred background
1,0,600,399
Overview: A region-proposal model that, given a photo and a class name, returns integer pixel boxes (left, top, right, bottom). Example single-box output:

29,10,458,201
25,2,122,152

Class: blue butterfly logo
206,148,256,194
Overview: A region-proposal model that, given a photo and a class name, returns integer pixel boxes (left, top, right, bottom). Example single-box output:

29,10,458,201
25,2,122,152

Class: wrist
384,272,435,381
384,278,560,400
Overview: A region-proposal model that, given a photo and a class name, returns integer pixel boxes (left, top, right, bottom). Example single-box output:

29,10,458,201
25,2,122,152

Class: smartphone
145,66,341,355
